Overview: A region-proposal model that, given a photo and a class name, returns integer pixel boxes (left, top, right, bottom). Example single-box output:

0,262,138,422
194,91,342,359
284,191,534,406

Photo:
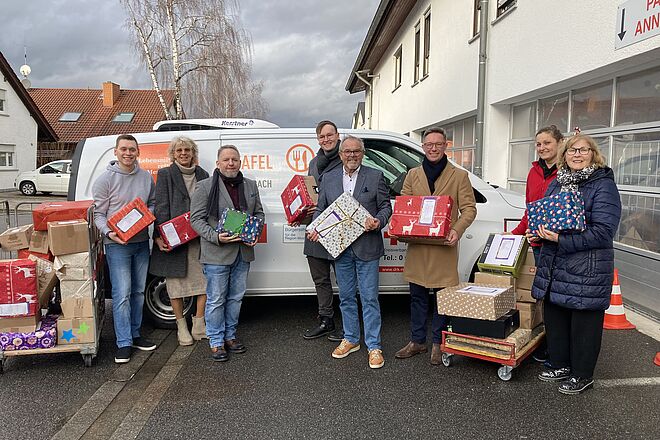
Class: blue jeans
334,247,382,351
105,241,150,349
203,253,250,348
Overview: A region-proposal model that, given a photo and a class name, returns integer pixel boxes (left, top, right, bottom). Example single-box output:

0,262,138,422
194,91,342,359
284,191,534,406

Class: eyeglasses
342,149,363,156
175,148,192,153
566,147,591,156
318,134,337,140
422,142,447,149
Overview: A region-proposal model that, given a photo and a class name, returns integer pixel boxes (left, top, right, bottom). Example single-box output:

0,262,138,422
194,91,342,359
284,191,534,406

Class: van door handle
465,234,473,239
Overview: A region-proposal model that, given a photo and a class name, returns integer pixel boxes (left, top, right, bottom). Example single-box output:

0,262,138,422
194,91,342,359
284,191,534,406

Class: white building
0,52,57,190
347,0,660,316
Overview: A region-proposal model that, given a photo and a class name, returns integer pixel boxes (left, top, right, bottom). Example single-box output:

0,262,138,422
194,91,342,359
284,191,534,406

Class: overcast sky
1,0,380,128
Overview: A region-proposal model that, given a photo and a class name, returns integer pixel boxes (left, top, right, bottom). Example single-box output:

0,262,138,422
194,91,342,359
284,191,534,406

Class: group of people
92,120,622,393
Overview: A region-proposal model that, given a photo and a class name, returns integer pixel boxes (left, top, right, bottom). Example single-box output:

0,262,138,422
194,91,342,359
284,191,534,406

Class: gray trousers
307,256,335,318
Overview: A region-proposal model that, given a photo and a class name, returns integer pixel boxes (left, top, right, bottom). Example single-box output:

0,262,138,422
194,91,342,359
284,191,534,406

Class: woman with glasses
532,134,621,394
149,137,210,345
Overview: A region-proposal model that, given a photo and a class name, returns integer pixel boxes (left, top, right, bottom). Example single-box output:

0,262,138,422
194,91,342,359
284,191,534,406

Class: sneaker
327,328,344,342
538,367,571,382
114,346,131,364
558,376,594,395
132,337,157,351
368,349,385,369
210,345,228,362
331,339,361,359
225,338,247,354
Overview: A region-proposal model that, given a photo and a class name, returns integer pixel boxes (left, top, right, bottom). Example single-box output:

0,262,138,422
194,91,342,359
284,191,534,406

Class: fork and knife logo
286,144,315,173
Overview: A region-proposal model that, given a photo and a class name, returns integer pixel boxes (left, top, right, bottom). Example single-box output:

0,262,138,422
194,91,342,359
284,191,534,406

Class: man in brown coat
393,127,477,365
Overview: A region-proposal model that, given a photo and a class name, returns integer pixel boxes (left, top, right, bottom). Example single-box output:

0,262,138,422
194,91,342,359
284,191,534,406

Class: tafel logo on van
137,142,170,182
286,144,315,173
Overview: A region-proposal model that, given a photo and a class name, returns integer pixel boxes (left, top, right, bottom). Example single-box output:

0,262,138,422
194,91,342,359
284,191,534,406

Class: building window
616,66,660,126
572,81,612,131
472,0,481,37
538,93,569,132
393,46,402,90
497,0,517,17
443,116,477,173
0,147,14,167
423,11,431,77
59,112,82,122
414,23,421,83
0,89,6,112
112,112,136,123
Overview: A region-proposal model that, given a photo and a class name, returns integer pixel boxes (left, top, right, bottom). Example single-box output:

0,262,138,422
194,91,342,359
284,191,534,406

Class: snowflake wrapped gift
527,191,586,235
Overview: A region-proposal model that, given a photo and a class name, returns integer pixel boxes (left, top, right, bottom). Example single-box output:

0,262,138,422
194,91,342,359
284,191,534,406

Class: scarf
206,169,246,219
538,159,557,180
315,140,340,174
422,154,448,193
556,164,597,192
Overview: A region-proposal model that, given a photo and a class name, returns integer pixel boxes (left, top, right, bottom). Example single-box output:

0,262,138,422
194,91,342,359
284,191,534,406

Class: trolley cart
0,204,105,372
440,326,545,381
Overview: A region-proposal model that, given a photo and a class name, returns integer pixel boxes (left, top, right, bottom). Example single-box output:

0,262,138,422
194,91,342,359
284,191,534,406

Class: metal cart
440,326,545,381
0,203,105,372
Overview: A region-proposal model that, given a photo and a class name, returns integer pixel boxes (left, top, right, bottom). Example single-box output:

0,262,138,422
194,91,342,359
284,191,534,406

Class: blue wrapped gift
527,192,586,234
216,208,264,244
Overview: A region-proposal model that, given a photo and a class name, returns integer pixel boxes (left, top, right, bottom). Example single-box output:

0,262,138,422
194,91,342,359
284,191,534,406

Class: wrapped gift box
473,272,516,290
527,192,586,235
60,279,92,301
32,200,93,231
216,208,264,244
27,255,59,309
450,309,520,339
0,314,40,333
281,175,318,224
0,224,34,250
108,198,155,242
505,328,533,353
0,315,57,350
477,233,529,277
389,195,453,239
54,252,91,281
57,316,95,344
437,282,515,320
516,301,544,329
158,212,199,249
0,259,38,318
48,220,90,256
306,192,370,259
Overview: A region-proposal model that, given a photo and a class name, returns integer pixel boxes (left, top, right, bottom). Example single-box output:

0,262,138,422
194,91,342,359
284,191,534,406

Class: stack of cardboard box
514,248,544,330
55,252,95,344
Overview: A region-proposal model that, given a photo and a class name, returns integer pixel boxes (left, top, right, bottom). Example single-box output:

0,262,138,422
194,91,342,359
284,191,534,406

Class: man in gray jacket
93,134,157,364
190,145,265,362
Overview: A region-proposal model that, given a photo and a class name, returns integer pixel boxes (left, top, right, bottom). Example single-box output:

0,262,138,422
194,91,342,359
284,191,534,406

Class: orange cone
603,269,636,330
654,353,660,367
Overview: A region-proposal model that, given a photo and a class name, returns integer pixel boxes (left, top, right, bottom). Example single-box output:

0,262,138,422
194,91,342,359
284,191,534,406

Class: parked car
15,160,72,195
68,119,525,327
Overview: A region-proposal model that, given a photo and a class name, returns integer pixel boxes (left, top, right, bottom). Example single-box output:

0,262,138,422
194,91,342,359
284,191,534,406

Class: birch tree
122,0,267,119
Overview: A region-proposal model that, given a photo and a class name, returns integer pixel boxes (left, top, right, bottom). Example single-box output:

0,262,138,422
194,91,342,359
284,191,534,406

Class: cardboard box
108,198,155,242
306,192,370,259
389,195,453,239
54,252,91,281
0,315,57,350
517,265,537,291
48,220,90,256
437,282,516,321
528,192,586,235
0,224,33,250
477,233,529,277
27,255,59,309
516,301,544,329
450,309,520,339
516,288,535,303
57,316,95,344
523,248,536,266
60,279,92,300
60,296,94,319
29,230,50,254
281,175,318,224
158,211,199,249
32,200,93,231
216,208,265,244
0,314,40,333
0,259,38,317
474,272,516,290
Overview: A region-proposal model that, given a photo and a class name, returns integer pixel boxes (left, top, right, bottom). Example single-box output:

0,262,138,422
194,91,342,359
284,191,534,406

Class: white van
68,119,525,327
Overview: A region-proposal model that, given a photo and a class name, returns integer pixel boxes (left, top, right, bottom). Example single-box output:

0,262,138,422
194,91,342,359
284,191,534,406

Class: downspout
355,70,375,129
474,0,490,179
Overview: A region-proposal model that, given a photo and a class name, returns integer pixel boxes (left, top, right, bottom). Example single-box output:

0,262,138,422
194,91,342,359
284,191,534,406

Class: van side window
363,139,424,197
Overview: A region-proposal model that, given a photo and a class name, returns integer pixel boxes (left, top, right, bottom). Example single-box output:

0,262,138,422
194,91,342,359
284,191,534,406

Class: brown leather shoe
394,341,428,359
430,343,442,365
225,339,247,354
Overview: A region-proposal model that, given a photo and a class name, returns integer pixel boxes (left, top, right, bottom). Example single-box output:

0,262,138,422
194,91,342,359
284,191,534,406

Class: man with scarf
392,127,477,365
190,145,265,362
301,120,344,341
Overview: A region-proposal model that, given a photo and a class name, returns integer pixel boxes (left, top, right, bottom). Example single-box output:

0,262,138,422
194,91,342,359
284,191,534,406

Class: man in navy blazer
308,135,392,369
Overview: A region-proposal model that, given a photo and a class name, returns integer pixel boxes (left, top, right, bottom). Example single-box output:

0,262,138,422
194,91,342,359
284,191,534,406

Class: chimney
102,82,120,107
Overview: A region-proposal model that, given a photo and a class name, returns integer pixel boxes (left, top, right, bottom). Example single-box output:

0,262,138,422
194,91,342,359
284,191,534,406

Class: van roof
153,118,279,131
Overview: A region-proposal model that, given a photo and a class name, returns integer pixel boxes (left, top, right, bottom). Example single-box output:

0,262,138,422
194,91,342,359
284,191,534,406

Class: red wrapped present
17,249,54,262
389,195,453,239
158,212,199,249
108,198,156,242
0,259,39,318
32,200,93,231
281,175,318,224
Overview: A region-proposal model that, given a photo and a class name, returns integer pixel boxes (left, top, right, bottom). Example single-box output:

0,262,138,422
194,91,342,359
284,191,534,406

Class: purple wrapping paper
527,192,586,234
0,315,57,351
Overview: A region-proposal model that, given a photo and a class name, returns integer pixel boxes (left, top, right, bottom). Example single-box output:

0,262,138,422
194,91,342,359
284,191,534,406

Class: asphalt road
1,295,659,440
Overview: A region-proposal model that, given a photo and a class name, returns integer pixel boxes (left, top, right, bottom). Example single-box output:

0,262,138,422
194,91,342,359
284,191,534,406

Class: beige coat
401,163,477,288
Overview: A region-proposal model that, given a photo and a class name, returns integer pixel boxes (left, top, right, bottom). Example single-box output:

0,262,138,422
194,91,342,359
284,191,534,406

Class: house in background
0,52,57,190
29,81,175,165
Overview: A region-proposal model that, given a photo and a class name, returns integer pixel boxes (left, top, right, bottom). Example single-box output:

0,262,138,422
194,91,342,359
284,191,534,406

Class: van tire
143,276,195,329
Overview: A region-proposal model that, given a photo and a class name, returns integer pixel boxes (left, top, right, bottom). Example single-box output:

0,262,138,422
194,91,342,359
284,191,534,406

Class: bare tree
122,0,268,119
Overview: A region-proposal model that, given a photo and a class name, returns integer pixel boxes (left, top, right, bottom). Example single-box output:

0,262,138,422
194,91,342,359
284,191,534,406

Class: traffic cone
654,353,660,367
603,268,636,330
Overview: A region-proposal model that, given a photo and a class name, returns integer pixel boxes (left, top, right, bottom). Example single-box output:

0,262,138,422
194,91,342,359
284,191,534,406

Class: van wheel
144,276,194,329
19,181,36,196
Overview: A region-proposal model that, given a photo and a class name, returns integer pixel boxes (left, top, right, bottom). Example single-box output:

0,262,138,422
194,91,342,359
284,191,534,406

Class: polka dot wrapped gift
0,315,57,351
527,191,586,235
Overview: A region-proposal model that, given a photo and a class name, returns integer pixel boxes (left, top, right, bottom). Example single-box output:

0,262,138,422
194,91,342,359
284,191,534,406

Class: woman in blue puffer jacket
530,134,621,395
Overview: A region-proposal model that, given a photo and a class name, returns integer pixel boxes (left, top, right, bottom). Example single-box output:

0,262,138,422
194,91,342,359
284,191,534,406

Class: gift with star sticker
157,211,199,249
